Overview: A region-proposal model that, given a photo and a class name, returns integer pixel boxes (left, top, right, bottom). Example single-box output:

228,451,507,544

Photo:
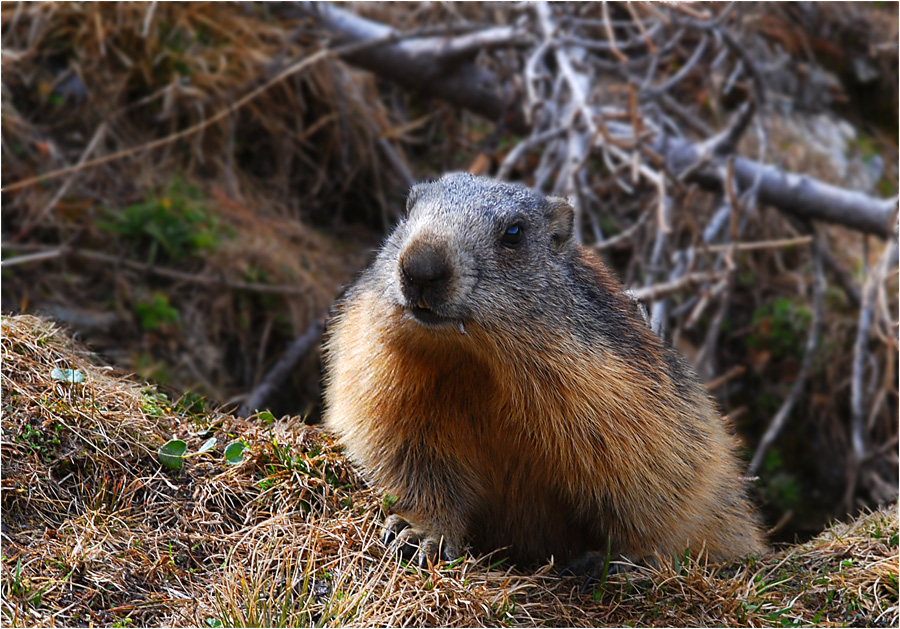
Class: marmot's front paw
382,515,458,568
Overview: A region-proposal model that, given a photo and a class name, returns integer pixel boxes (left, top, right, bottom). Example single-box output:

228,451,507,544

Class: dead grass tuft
2,313,897,627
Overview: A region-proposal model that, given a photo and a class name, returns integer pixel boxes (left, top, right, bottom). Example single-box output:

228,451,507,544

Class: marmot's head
374,173,576,333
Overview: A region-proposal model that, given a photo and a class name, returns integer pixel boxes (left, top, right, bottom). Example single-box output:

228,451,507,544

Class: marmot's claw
383,518,457,568
382,514,411,545
392,527,440,567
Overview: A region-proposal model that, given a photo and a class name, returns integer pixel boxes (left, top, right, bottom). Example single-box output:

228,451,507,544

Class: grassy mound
1,314,897,627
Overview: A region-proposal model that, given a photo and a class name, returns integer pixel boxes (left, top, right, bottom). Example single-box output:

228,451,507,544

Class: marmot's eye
501,223,524,247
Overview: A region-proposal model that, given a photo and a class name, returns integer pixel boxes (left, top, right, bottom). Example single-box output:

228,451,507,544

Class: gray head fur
369,173,577,332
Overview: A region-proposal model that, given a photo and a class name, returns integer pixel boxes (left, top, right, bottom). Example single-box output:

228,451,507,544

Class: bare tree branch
844,235,899,510
748,235,827,477
629,271,724,302
238,315,326,418
656,134,896,239
295,2,531,135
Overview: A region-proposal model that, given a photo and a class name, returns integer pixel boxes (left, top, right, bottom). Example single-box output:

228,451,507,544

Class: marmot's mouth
407,304,455,327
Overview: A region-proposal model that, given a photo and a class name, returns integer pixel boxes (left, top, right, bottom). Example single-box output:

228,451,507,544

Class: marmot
323,173,765,571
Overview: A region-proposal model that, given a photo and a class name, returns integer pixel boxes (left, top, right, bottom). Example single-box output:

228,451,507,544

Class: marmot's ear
546,197,575,252
405,183,426,216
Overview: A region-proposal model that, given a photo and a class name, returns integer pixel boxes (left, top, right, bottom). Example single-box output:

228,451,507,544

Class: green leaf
256,410,275,426
197,437,217,454
382,492,399,512
205,619,223,628
158,439,187,471
51,368,85,383
224,441,246,465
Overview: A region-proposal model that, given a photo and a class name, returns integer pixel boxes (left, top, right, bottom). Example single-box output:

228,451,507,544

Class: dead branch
1,244,312,296
629,272,724,302
748,235,827,477
705,365,747,392
844,235,900,510
237,315,326,418
293,2,531,135
702,236,813,253
656,134,896,239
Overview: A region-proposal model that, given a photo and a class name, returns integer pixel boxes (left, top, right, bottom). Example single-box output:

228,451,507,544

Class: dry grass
2,313,897,627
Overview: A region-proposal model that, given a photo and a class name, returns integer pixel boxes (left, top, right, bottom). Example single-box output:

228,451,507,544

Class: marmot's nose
399,242,451,304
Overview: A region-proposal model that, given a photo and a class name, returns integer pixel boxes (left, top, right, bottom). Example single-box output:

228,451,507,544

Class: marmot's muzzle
398,240,453,312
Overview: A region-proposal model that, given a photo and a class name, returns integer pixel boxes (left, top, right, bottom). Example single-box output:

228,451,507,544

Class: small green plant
746,298,812,359
381,493,398,513
255,410,276,427
490,593,517,624
9,558,27,597
99,178,223,264
141,388,171,418
673,547,690,576
590,536,614,595
15,421,63,463
7,558,46,607
175,391,207,418
50,367,85,383
135,292,179,331
224,441,247,465
157,437,217,471
157,437,246,471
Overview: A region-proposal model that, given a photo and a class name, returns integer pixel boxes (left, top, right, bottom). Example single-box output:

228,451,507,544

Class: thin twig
601,1,629,63
642,34,708,99
1,248,66,267
237,316,327,418
1,244,311,296
591,209,652,251
141,1,158,38
748,235,826,477
629,271,723,302
704,365,746,391
624,3,658,55
702,235,813,253
844,235,899,510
